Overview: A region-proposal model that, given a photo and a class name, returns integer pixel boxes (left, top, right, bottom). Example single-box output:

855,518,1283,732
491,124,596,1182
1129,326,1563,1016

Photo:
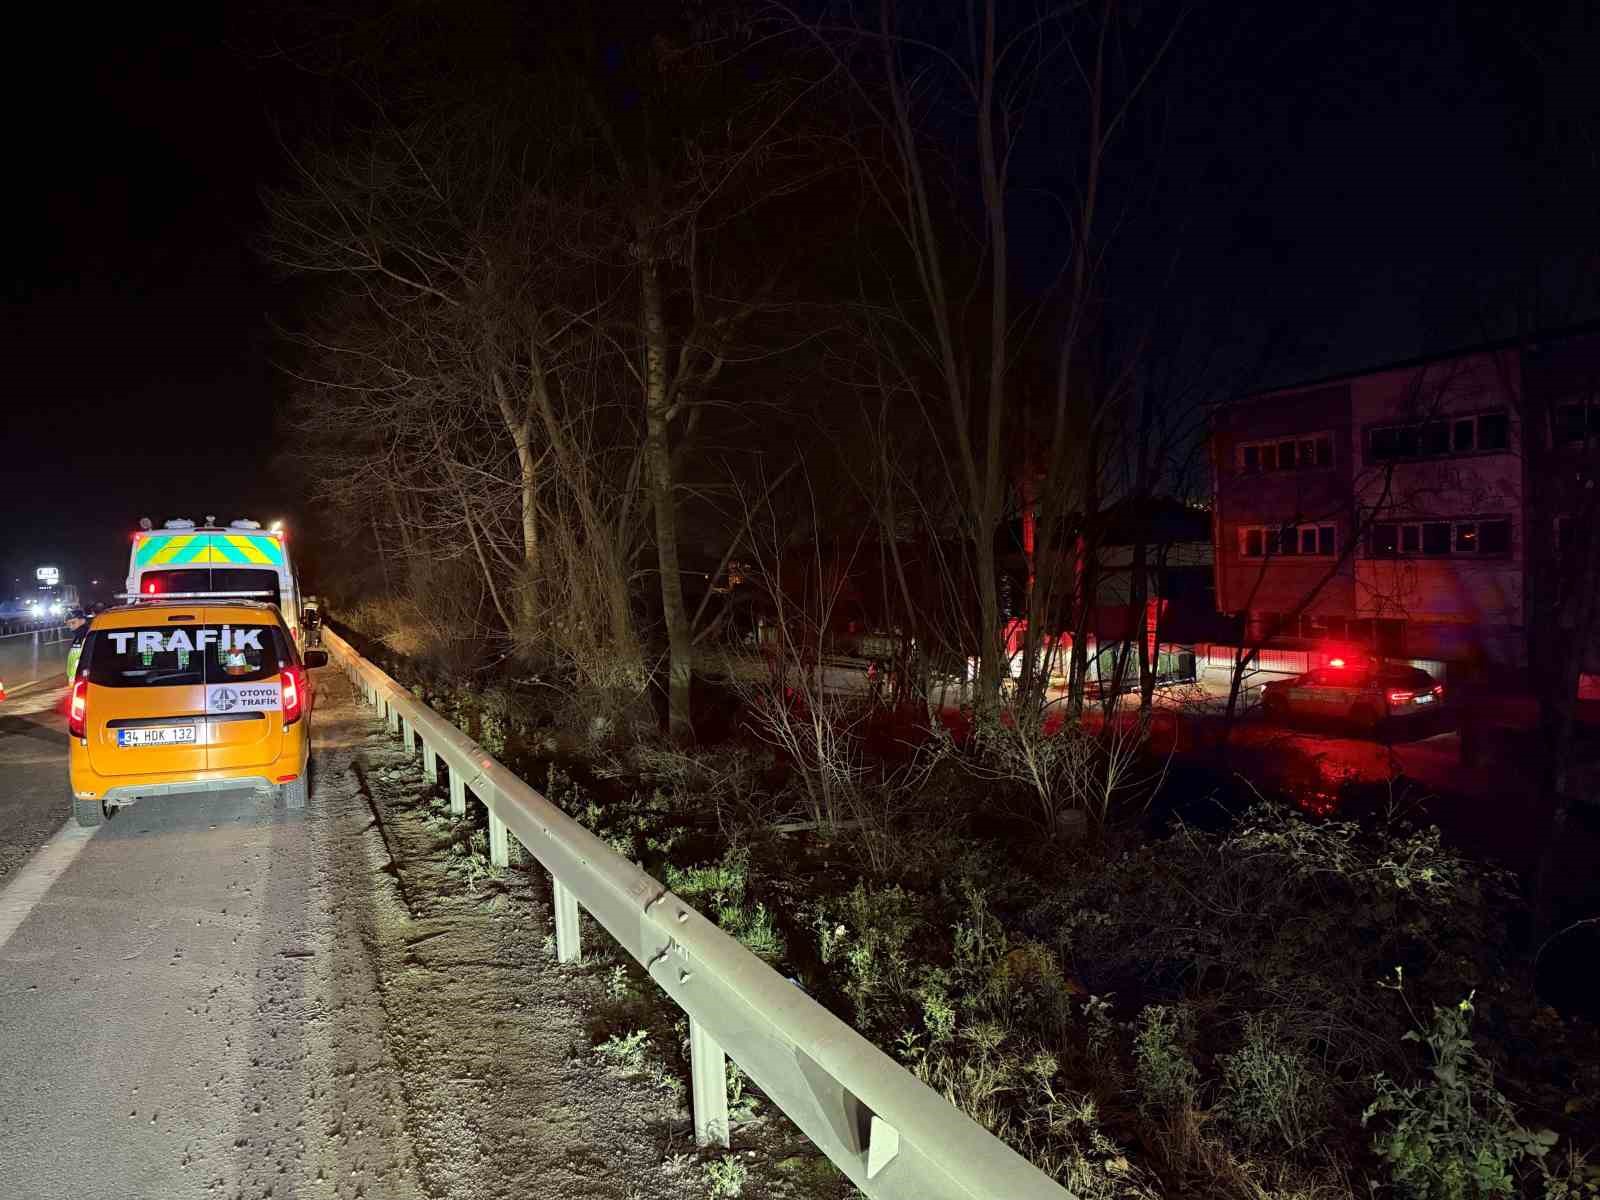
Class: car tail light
282,665,305,726
1432,685,1444,698
68,677,89,738
1388,690,1414,705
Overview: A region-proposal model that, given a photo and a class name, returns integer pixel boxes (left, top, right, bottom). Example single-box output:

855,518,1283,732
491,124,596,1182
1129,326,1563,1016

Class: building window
1369,410,1509,462
1237,433,1334,474
1554,398,1600,447
1369,516,1512,558
1238,523,1337,558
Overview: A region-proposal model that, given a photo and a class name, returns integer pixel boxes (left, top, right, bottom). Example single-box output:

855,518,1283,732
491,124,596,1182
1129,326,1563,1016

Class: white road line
0,819,98,952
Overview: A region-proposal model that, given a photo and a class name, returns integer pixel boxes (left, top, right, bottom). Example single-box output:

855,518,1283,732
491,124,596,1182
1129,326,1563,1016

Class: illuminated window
1369,517,1512,558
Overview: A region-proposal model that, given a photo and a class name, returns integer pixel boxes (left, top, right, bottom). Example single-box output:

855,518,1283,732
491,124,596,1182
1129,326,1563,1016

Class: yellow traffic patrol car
68,600,327,827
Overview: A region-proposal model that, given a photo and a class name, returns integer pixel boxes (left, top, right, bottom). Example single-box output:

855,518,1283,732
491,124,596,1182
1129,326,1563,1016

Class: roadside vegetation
333,616,1600,1200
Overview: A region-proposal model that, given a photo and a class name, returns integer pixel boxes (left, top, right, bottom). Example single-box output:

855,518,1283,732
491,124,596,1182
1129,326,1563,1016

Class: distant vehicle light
49,603,63,615
1328,657,1345,668
1388,690,1415,704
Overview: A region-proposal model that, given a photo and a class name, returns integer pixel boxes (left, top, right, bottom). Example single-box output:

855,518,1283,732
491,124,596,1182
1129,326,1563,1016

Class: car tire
281,776,308,810
74,797,104,828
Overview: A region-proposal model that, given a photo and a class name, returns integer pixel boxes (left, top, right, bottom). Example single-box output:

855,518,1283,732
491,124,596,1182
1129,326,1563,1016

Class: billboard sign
35,566,60,586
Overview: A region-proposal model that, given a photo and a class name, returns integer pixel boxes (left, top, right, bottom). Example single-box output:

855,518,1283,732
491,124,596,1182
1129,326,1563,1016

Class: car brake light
282,665,305,726
1432,685,1444,697
145,581,158,594
1388,690,1414,705
68,677,89,738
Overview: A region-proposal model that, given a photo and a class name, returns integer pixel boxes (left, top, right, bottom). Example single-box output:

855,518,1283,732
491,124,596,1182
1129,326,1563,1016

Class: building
1211,324,1600,678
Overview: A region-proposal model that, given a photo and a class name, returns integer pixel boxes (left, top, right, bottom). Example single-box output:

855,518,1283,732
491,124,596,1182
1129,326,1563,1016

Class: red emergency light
1328,657,1345,668
146,582,159,594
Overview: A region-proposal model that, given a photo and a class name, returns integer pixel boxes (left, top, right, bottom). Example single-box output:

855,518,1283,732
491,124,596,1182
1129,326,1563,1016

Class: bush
664,848,786,963
1363,985,1558,1200
1218,1014,1330,1152
702,1154,748,1198
594,1029,651,1074
814,883,928,1028
1132,1004,1199,1117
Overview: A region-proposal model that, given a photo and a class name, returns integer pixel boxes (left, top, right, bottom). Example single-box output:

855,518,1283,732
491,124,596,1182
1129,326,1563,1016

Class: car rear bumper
86,776,284,806
69,743,308,804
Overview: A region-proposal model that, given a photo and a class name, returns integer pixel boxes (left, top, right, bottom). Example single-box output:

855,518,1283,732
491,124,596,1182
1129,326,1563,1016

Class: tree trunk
639,242,694,741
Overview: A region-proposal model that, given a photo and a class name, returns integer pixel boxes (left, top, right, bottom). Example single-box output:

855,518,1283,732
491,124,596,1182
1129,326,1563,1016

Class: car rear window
86,624,286,688
135,567,282,608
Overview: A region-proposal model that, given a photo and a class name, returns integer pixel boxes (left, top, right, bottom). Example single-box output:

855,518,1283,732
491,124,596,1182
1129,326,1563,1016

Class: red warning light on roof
1328,657,1345,668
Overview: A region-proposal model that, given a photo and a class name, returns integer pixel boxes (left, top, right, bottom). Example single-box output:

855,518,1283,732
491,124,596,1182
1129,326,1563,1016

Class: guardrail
323,628,1073,1200
0,624,70,692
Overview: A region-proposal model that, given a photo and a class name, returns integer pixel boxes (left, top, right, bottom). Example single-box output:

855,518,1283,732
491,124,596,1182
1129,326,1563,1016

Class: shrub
703,1154,748,1198
594,1030,651,1074
1363,985,1558,1200
1133,1004,1199,1116
965,701,1161,836
814,883,927,1029
1218,1014,1330,1151
665,848,786,963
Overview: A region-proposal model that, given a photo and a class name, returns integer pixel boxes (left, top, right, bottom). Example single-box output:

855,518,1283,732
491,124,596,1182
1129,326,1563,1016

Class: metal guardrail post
422,743,439,784
387,701,400,735
448,769,467,817
690,1017,731,1148
551,877,580,963
488,808,511,868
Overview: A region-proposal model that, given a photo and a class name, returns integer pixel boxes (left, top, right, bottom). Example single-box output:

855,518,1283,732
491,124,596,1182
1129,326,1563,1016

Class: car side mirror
303,650,329,669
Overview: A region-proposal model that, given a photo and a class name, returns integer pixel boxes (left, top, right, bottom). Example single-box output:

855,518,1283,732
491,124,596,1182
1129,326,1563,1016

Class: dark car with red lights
1259,658,1445,731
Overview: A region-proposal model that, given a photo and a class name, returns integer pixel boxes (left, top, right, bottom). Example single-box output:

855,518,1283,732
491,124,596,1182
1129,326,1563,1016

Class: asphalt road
0,673,74,886
0,669,429,1200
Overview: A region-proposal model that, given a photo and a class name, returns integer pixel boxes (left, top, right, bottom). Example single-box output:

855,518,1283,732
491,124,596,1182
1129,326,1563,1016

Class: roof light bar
115,591,274,600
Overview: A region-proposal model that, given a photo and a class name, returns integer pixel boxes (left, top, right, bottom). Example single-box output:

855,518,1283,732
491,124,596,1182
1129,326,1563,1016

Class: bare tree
782,0,1187,720
265,80,650,695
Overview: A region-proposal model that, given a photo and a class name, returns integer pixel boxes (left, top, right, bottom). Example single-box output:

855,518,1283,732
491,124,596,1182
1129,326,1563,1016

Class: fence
1197,642,1449,681
323,628,1074,1200
0,625,70,693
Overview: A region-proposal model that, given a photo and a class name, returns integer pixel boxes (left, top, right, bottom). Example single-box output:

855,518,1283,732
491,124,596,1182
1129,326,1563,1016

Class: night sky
4,1,1595,603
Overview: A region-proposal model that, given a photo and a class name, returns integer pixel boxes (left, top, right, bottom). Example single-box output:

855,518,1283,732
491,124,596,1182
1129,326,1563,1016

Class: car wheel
73,796,104,828
281,776,308,810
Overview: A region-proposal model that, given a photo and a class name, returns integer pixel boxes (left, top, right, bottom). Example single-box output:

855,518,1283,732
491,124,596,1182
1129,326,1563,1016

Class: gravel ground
332,670,854,1200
